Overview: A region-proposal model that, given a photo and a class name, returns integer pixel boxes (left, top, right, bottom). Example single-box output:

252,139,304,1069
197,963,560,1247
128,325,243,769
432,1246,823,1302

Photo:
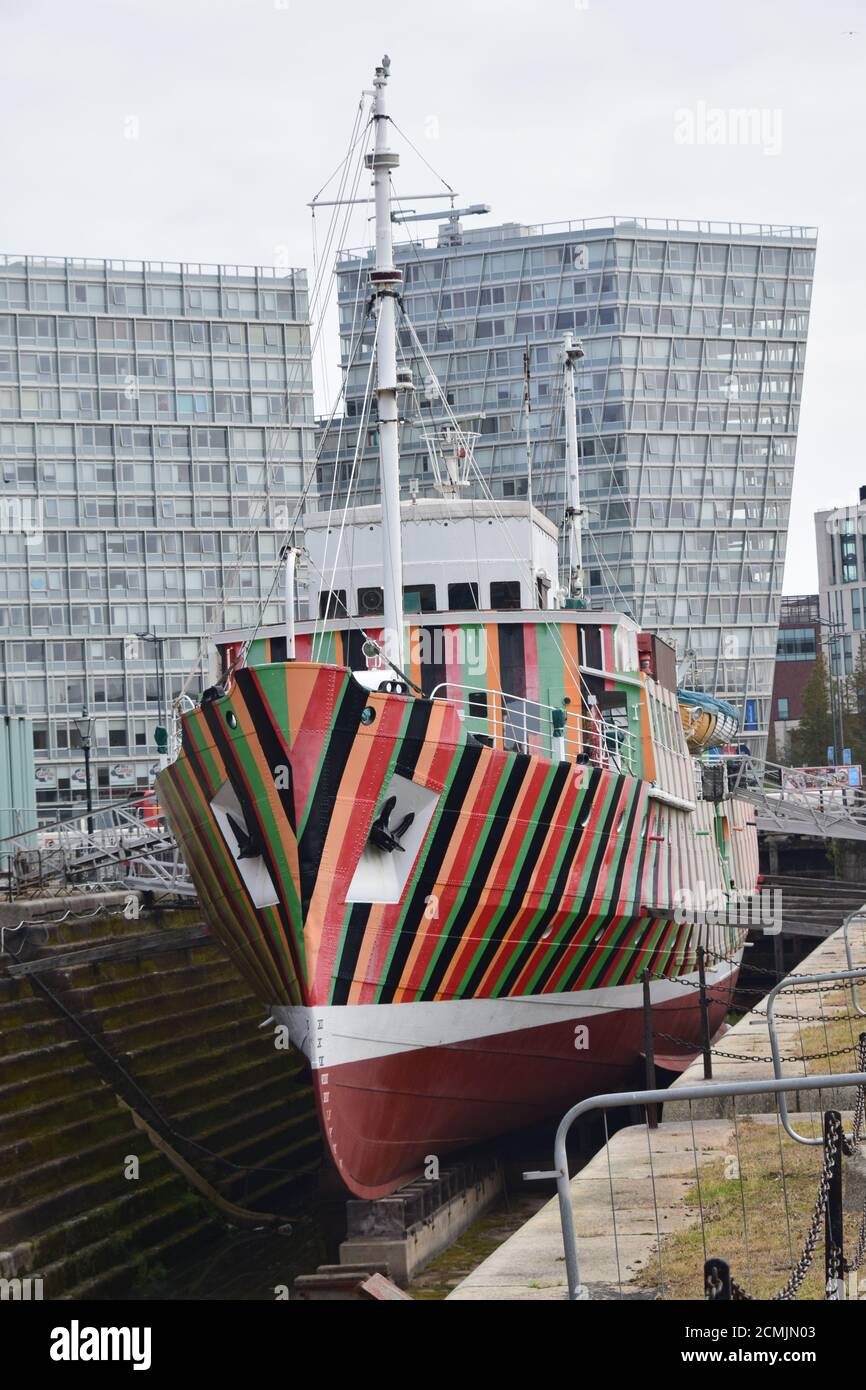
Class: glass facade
0,254,314,817
318,216,816,752
816,497,866,678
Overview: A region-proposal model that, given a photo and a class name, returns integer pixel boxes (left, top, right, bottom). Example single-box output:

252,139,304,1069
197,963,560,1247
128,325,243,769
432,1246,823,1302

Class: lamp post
815,616,846,762
137,631,167,747
73,708,95,836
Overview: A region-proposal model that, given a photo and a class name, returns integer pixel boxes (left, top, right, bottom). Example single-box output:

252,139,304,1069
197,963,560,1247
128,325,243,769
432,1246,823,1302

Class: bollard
824,1110,844,1301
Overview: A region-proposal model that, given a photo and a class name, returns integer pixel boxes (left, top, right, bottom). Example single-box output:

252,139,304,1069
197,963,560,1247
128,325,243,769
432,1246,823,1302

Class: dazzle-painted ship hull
159,658,755,1197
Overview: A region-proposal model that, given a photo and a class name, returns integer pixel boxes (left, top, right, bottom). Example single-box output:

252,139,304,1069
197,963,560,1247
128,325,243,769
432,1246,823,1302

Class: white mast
563,332,586,605
367,55,405,671
283,544,300,659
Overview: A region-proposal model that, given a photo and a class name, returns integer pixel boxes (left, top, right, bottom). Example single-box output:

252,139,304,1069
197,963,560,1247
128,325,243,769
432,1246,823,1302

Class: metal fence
530,1067,866,1301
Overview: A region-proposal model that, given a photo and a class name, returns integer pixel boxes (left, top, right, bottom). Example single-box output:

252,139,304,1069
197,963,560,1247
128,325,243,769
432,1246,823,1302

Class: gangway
1,798,196,901
721,753,866,842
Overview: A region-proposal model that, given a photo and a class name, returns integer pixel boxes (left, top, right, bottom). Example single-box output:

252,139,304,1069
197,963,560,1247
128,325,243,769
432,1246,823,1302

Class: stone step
57,955,236,1011
0,1103,134,1174
148,1048,309,1118
1,913,318,1301
0,1120,146,1209
3,1166,192,1273
0,1015,76,1058
63,975,251,1037
0,1079,113,1144
43,1202,218,1301
97,996,264,1054
0,1145,170,1245
58,1214,219,1302
57,940,216,986
0,1056,105,1116
119,1013,274,1077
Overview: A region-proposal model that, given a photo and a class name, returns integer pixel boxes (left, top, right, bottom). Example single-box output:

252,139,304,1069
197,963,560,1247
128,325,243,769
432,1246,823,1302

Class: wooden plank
6,925,209,976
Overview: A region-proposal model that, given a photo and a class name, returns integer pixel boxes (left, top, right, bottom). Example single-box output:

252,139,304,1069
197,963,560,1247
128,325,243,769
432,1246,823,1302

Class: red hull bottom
308,971,739,1198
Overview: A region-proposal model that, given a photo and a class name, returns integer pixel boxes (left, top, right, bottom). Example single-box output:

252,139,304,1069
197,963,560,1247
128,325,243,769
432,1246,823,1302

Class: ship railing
429,683,637,773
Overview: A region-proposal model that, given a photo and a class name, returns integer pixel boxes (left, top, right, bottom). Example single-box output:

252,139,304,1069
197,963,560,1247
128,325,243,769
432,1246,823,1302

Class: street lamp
136,631,167,747
73,708,95,836
815,616,847,762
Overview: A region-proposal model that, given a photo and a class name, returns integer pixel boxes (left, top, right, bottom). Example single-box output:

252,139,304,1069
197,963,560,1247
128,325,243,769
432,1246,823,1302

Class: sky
2,0,864,593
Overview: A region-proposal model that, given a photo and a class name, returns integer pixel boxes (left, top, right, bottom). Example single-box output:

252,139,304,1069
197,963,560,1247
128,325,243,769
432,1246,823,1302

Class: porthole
360,707,376,725
225,711,238,729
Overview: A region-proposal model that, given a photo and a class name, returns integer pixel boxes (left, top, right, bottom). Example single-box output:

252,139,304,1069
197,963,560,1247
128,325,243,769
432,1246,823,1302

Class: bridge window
490,580,521,610
403,584,437,614
318,589,347,619
447,582,478,610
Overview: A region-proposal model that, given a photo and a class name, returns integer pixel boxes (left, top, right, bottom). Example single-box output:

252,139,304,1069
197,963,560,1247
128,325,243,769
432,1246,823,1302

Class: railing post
697,944,712,1080
704,1257,731,1300
641,970,657,1128
824,1110,844,1300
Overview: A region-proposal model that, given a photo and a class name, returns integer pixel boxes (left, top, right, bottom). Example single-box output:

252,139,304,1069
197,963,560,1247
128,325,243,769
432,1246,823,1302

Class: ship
157,56,759,1199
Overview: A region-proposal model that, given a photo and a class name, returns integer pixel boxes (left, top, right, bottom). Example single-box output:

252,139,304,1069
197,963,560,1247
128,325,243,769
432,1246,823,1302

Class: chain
726,1113,842,1301
654,1029,863,1065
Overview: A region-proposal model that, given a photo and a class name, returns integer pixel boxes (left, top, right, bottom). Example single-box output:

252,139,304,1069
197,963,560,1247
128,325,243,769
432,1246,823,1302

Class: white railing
430,683,637,774
337,215,818,260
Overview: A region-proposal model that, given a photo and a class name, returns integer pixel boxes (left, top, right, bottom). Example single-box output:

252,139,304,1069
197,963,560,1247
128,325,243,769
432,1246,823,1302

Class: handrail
765,965,866,1144
531,1069,866,1300
429,680,635,772
843,911,866,1019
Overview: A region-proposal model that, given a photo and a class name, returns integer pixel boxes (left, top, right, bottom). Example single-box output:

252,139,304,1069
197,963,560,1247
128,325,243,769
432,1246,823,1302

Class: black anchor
368,795,415,853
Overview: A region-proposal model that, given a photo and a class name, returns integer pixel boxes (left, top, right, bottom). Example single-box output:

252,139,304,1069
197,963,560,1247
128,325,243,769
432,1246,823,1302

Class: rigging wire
175,96,374,699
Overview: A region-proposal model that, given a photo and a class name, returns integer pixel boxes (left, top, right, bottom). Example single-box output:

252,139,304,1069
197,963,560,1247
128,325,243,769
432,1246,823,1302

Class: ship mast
563,332,586,607
367,55,405,670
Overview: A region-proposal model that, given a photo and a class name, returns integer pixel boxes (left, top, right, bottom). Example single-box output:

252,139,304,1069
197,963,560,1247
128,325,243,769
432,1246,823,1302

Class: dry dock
448,918,866,1302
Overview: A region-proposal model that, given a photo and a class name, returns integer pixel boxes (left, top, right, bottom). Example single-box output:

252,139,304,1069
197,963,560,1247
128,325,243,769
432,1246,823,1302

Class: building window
777,697,789,720
841,531,858,584
854,590,861,631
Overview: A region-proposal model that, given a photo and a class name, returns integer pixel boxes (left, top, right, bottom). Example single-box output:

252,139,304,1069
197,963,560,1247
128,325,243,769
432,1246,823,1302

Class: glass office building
0,254,313,818
318,215,816,753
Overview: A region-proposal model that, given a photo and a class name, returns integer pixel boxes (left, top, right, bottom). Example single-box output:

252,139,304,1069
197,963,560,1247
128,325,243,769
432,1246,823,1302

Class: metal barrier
844,910,866,1019
764,966,866,1146
530,1069,866,1301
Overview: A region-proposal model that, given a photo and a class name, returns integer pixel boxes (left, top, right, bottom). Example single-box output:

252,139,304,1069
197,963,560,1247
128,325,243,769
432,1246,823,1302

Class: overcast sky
2,0,864,593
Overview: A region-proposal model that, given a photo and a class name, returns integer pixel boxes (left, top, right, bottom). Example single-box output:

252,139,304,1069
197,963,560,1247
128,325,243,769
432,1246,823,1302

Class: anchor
368,795,415,853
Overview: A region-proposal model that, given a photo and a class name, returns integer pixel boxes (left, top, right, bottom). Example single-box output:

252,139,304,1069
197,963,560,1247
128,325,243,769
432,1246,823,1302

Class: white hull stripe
272,955,741,1070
